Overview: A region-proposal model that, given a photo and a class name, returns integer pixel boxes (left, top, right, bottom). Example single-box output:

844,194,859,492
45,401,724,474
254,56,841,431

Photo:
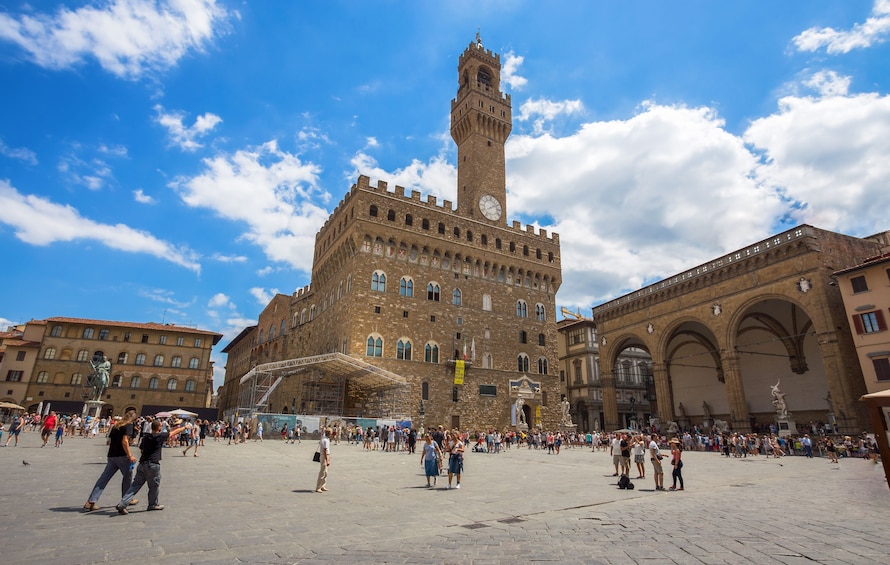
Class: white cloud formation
506,101,784,307
155,105,223,151
249,287,278,305
0,0,232,79
57,152,114,190
138,288,195,308
207,293,232,308
0,317,19,331
98,144,128,157
745,77,890,236
350,151,457,204
170,140,328,270
517,98,584,134
501,51,528,90
0,180,200,272
133,189,155,203
209,253,247,263
793,0,890,54
0,138,38,165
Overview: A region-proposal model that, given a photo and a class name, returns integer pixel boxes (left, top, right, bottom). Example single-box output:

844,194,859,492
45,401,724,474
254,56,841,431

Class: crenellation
411,190,421,201
395,185,405,197
512,220,521,229
442,199,453,211
376,180,387,191
427,195,437,206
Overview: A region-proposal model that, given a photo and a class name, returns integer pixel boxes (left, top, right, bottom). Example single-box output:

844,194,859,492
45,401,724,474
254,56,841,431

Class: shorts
41,428,52,439
651,457,663,474
612,454,621,466
448,454,463,474
634,454,644,464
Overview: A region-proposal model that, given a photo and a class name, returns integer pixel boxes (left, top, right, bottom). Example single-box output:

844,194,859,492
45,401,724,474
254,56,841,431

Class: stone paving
1,430,888,564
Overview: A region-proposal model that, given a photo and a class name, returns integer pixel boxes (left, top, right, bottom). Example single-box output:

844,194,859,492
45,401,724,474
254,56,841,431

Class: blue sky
2,1,890,388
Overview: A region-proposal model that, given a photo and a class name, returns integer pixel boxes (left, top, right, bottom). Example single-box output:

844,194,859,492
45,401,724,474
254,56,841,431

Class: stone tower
451,33,512,223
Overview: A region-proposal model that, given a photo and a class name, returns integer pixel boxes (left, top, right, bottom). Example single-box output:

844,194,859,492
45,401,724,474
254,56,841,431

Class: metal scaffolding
235,352,411,419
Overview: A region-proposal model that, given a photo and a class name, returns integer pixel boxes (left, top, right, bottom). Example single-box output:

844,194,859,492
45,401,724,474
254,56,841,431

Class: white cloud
0,138,38,165
350,151,457,204
0,0,232,79
517,98,584,134
365,137,379,148
58,153,113,190
0,180,200,272
155,105,222,151
793,0,890,54
170,140,328,270
803,70,851,97
506,101,784,307
256,266,274,276
207,293,232,308
209,253,247,263
501,51,528,90
133,189,155,203
0,317,19,331
138,288,195,308
249,287,278,305
98,144,128,157
744,80,890,236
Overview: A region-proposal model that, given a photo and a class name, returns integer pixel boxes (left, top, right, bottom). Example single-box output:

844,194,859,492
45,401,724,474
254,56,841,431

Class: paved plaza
1,430,888,565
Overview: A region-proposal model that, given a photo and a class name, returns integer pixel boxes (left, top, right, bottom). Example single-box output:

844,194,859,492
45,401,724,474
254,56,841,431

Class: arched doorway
664,320,724,429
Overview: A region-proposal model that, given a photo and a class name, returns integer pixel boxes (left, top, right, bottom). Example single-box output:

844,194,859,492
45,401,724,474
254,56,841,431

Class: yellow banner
454,360,465,385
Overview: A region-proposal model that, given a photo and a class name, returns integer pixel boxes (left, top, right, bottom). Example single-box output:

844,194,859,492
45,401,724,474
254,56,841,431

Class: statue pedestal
776,416,796,438
515,423,529,433
83,400,105,418
559,424,577,435
678,418,691,431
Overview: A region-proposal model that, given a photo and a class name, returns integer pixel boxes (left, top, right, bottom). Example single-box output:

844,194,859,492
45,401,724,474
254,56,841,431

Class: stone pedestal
559,424,577,435
83,400,105,419
776,416,796,438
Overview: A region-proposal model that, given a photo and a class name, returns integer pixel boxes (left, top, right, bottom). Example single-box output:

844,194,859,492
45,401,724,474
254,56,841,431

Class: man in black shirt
619,433,631,477
116,418,187,514
83,409,138,511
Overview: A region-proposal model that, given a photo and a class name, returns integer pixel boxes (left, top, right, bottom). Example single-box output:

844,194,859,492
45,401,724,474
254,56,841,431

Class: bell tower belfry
450,33,512,223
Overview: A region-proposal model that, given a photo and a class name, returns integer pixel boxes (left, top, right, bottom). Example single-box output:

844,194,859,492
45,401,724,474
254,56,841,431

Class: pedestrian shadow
49,506,95,513
291,489,317,494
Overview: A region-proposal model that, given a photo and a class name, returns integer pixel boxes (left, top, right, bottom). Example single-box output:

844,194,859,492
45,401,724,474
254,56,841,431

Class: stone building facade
14,317,222,418
557,318,654,432
220,37,563,431
593,225,886,435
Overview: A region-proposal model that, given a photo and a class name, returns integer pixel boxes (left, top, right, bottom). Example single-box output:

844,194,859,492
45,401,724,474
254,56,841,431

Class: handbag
312,450,321,462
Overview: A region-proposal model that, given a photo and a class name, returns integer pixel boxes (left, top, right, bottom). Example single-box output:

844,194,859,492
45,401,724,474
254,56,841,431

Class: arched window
153,354,164,367
517,354,530,372
452,288,462,306
117,352,128,364
424,343,439,363
366,335,383,357
538,333,546,346
509,242,516,252
189,357,199,369
482,294,492,311
427,283,440,301
421,381,429,400
371,271,386,292
519,331,527,344
453,226,461,237
83,328,95,339
36,371,49,383
495,238,502,250
130,376,141,388
50,325,62,337
259,329,265,343
405,214,413,226
135,353,146,365
300,309,307,324
466,230,473,242
538,358,549,375
112,375,123,387
171,356,182,368
184,379,196,392
516,300,528,318
269,324,275,340
535,303,546,321
536,248,542,260
422,219,430,230
148,377,159,389
397,339,412,360
43,347,56,360
167,378,177,390
523,245,529,256
387,209,396,221
481,234,488,245
71,372,83,385
77,349,89,361
369,205,378,217
399,277,414,297
483,353,493,369
438,223,445,234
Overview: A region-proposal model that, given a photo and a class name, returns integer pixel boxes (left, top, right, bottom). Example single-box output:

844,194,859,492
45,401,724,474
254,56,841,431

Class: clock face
478,194,502,221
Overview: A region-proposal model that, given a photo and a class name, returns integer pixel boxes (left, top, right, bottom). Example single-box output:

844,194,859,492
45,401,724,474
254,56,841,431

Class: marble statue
770,379,789,418
514,397,526,426
678,402,687,418
560,397,573,427
701,401,712,419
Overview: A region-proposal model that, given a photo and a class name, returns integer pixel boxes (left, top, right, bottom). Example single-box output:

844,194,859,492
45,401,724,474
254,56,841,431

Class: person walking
669,438,684,491
633,434,646,479
315,428,331,493
4,414,24,447
83,409,139,511
420,433,442,487
446,430,465,489
115,418,187,514
182,421,199,457
40,411,58,447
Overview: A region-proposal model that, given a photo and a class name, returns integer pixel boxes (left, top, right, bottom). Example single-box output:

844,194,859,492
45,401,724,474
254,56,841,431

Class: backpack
617,474,632,489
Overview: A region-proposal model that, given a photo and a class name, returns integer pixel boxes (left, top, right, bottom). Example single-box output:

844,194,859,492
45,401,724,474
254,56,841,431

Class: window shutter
876,310,887,331
852,314,864,335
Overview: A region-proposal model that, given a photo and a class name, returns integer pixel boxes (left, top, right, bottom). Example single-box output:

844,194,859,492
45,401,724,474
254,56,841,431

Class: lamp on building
419,399,425,435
